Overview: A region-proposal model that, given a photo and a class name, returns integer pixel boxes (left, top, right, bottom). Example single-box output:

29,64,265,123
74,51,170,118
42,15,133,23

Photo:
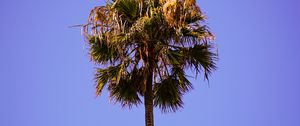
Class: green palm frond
130,66,146,95
166,49,184,65
185,15,205,24
108,76,142,107
171,66,193,93
112,0,139,23
108,65,145,107
181,25,212,40
96,63,144,107
163,43,217,80
186,44,217,80
89,36,120,64
154,76,183,112
95,64,122,96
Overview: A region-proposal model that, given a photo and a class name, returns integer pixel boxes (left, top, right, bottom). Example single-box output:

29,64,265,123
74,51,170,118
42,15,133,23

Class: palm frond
95,64,122,96
166,48,184,65
186,44,217,80
108,76,142,107
112,0,139,23
171,66,193,93
108,65,146,107
154,76,184,112
181,25,214,41
162,43,217,80
96,62,143,107
130,66,146,95
89,36,120,64
185,15,205,24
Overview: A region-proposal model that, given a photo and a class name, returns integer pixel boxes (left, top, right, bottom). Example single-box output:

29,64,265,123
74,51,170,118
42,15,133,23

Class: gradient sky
1,0,300,126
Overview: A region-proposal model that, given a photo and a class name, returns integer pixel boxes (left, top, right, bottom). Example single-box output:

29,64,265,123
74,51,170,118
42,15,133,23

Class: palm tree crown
83,0,217,125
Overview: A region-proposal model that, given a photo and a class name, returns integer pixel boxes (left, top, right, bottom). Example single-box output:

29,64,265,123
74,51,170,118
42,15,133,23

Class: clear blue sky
1,0,299,126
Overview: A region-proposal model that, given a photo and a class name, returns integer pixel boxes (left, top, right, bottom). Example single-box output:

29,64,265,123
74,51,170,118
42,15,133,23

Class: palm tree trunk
145,57,154,126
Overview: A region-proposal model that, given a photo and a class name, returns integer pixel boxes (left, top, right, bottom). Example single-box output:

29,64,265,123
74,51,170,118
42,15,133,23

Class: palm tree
82,0,217,126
